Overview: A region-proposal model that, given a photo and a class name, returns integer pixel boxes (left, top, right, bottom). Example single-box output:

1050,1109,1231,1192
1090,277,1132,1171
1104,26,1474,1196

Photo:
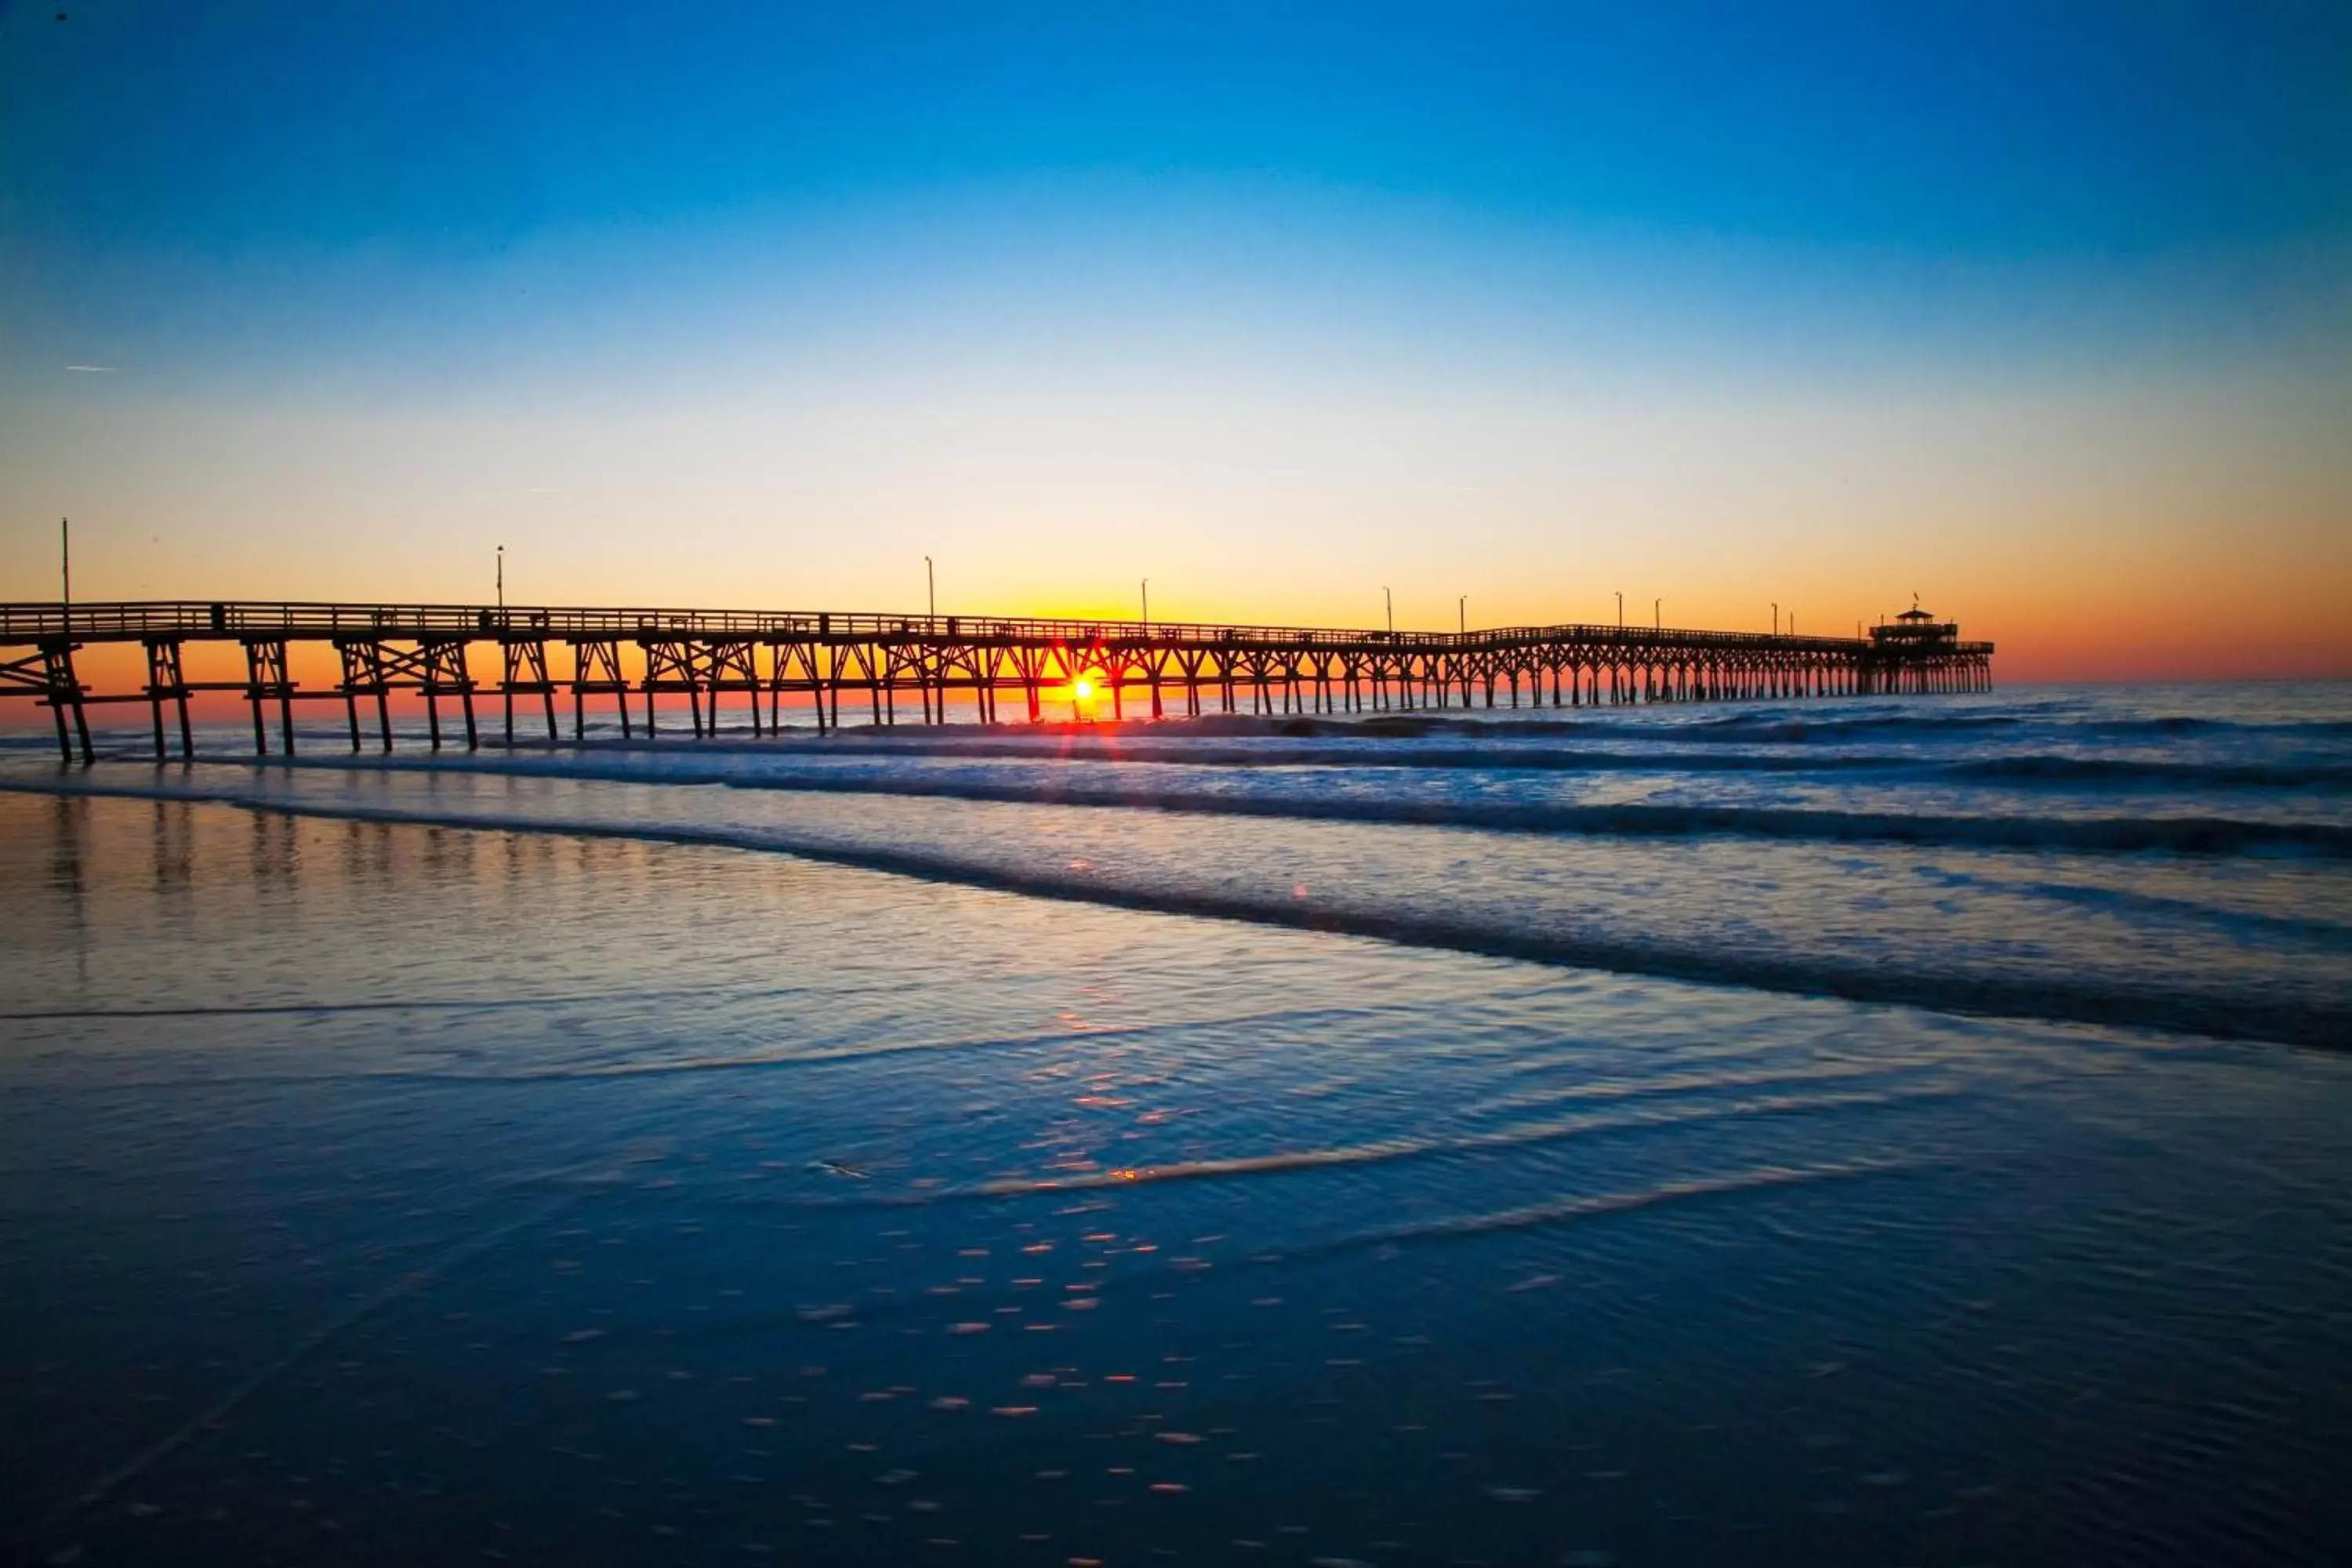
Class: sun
1072,677,1094,700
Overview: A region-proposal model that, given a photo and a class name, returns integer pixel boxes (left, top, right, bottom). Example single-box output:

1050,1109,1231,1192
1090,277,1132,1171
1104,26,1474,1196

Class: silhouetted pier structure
2,600,1994,762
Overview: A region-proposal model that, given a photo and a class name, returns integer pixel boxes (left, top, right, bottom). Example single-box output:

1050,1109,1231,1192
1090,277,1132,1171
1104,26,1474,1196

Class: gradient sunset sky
3,1,2347,680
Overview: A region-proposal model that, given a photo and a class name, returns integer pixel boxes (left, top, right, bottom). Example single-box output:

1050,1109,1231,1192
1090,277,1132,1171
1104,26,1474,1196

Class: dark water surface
4,683,2350,1565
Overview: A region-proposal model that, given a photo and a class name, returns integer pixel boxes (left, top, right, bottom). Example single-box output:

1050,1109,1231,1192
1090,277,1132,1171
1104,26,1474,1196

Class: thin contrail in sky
64,365,122,372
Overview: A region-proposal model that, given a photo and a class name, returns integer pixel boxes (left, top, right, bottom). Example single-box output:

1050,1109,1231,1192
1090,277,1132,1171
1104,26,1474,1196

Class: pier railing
0,599,1988,655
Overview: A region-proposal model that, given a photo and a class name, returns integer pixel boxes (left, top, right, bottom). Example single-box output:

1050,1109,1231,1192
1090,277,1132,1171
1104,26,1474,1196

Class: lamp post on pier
924,557,935,622
1615,590,1622,628
1384,586,1392,633
1653,597,1661,630
1141,579,1149,630
1457,596,1466,635
496,544,504,611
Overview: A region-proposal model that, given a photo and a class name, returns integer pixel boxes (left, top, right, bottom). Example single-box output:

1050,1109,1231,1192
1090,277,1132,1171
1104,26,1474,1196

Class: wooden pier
0,599,1993,763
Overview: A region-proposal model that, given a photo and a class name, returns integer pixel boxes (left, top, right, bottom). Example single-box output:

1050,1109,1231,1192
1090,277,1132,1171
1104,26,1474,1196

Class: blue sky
2,1,2347,673
9,1,2347,259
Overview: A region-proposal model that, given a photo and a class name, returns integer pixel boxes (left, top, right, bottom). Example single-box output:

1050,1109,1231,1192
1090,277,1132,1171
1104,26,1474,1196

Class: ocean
3,680,2349,1565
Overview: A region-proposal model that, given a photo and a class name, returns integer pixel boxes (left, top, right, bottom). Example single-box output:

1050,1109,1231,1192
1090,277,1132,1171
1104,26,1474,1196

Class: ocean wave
0,992,700,1023
732,1086,1951,1211
1911,866,2352,948
8,775,2347,1048
1944,755,2352,788
1327,1156,1923,1247
953,1086,1955,1200
1039,710,2045,742
1120,710,2281,746
702,778,2352,856
597,709,2352,744
1664,711,2352,743
512,739,1916,773
410,741,2352,786
212,754,2352,857
31,705,2352,768
880,1156,1932,1254
919,746,2350,788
